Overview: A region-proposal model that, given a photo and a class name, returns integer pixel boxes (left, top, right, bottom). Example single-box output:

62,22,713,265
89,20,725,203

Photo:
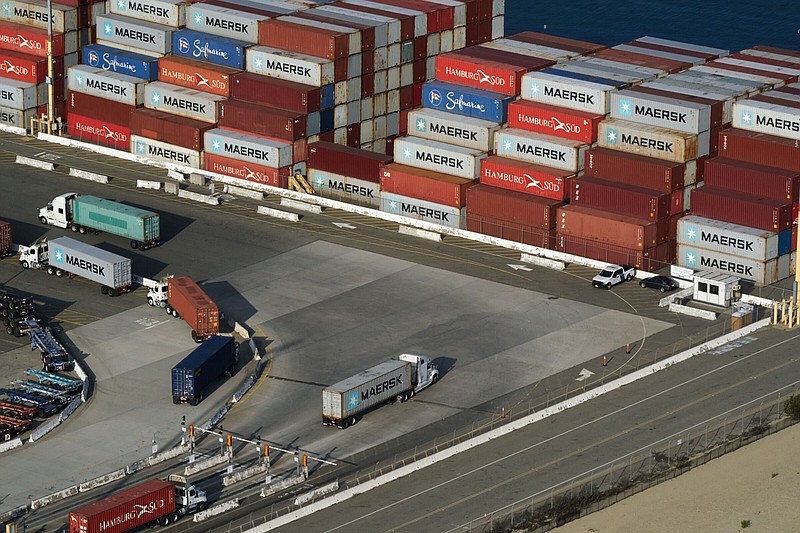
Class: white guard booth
692,270,740,307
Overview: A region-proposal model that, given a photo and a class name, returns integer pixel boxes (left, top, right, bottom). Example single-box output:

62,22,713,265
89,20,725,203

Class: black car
639,275,679,292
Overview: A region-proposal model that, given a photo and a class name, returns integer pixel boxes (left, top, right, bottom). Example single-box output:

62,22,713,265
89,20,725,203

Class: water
504,0,800,53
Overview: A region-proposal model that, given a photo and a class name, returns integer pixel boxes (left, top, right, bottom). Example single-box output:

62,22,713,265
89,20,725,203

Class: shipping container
677,244,779,285
204,128,292,168
507,100,604,144
0,78,37,111
555,234,664,271
590,46,693,74
598,118,708,163
246,45,335,86
732,99,800,140
435,50,552,96
406,107,500,151
186,3,264,43
158,55,237,97
48,236,132,291
82,44,159,81
639,78,737,124
691,187,793,232
229,72,320,113
562,58,655,84
131,135,203,168
479,155,574,201
1,0,77,33
0,104,35,129
310,168,381,207
0,220,11,258
632,36,728,60
493,127,586,172
339,0,417,42
421,80,513,122
130,108,213,152
693,60,794,86
67,64,145,106
72,195,160,249
67,91,134,127
609,88,713,134
703,157,799,202
381,191,465,228
557,204,668,250
718,127,800,172
613,43,707,66
380,162,474,207
392,135,485,179
144,81,225,123
572,176,671,220
171,29,248,70
671,70,766,98
466,183,561,229
584,147,690,192
258,16,350,60
172,335,237,404
95,13,176,55
204,152,289,188
110,0,186,27
718,53,800,78
322,360,412,424
307,141,393,183
482,38,582,63
677,214,779,262
520,68,624,115
69,479,176,533
626,84,725,127
217,99,306,141
166,275,219,342
67,114,131,149
465,212,555,248
507,30,606,55
0,48,63,84
0,19,70,57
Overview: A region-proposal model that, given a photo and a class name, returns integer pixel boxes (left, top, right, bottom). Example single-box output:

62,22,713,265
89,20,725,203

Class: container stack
0,0,101,130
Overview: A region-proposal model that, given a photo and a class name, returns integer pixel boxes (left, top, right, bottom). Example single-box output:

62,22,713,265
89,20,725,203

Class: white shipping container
778,253,791,281
204,128,291,168
554,62,646,86
598,118,709,163
790,252,797,277
426,33,439,56
741,49,800,67
388,66,400,90
634,36,729,58
0,104,36,129
373,92,386,116
334,104,347,128
246,46,334,86
675,70,765,97
381,191,465,229
131,135,202,168
334,81,347,105
691,65,783,87
1,0,76,32
373,46,388,70
642,79,736,123
453,25,465,49
347,100,360,125
360,97,373,120
388,43,400,66
96,13,175,55
67,64,145,106
677,215,779,262
677,244,779,285
348,53,362,79
387,88,399,113
186,4,263,43
110,0,186,27
348,77,361,103
310,168,381,208
575,57,662,79
521,71,620,114
491,15,503,39
373,114,386,138
387,111,399,136
393,136,486,179
610,89,712,134
733,99,800,140
0,79,37,110
613,44,706,66
400,63,412,87
440,30,453,53
716,56,800,78
760,90,800,104
144,81,224,123
360,118,373,142
492,0,504,16
493,128,586,172
407,108,501,151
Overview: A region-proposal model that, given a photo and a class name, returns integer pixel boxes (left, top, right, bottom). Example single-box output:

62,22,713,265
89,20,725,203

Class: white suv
592,264,636,289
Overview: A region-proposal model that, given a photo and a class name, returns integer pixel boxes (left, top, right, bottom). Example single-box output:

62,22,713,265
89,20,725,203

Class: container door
144,214,160,242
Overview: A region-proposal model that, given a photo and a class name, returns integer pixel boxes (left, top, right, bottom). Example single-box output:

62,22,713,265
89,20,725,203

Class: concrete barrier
257,205,300,222
193,499,239,522
227,185,264,200
79,468,126,492
232,320,251,340
280,197,322,214
168,169,186,181
0,504,29,524
184,453,228,476
69,167,109,183
126,458,148,475
260,475,305,498
740,294,776,308
0,437,23,454
223,464,268,486
0,124,26,135
165,182,180,195
137,179,162,190
28,417,60,442
148,443,189,466
294,482,338,506
30,485,78,510
189,173,206,185
59,396,82,420
669,303,717,320
521,253,566,271
16,155,54,170
178,189,220,205
399,225,443,242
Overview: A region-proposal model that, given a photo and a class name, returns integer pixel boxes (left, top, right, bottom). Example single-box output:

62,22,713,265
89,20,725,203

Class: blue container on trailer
778,228,792,256
171,336,239,406
422,81,513,123
82,44,159,81
320,84,335,109
172,29,249,70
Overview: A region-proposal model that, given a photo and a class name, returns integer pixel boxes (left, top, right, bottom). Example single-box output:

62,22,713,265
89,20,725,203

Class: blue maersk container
172,29,249,70
82,44,159,81
171,336,239,406
422,81,513,123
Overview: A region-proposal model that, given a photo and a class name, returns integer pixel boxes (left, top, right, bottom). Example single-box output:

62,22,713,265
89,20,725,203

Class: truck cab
146,277,171,307
399,353,439,393
38,193,78,229
18,237,48,270
168,474,207,516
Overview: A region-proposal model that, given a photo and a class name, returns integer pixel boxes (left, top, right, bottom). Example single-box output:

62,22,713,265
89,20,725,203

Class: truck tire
55,269,64,278
20,261,29,269
70,224,79,232
171,308,179,318
192,330,198,342
101,286,108,295
198,503,206,512
159,516,170,526
47,266,56,276
432,374,439,384
107,288,117,297
6,326,13,335
130,240,139,249
605,283,612,290
165,305,172,315
147,297,155,306
342,418,349,429
79,226,87,235
39,216,47,225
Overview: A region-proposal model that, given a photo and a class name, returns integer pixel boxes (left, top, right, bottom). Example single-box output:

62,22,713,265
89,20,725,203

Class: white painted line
333,222,356,229
508,264,533,272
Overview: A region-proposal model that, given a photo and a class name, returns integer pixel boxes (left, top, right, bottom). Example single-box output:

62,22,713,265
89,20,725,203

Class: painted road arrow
508,264,533,272
575,368,595,381
333,222,357,229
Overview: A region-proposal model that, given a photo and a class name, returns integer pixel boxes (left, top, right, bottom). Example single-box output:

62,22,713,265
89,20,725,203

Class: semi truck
18,236,133,296
172,335,239,405
322,354,439,429
0,220,11,258
68,474,207,533
39,192,161,249
147,276,219,342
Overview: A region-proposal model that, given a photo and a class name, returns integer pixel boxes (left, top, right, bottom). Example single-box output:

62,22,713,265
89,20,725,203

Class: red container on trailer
555,234,663,271
507,100,604,144
158,55,237,97
435,51,552,96
703,157,800,203
506,31,606,55
307,141,392,183
69,479,175,533
130,108,213,152
229,72,320,114
66,91,134,127
380,163,475,208
466,183,561,229
66,114,131,149
480,155,574,201
0,48,63,83
258,18,350,60
557,204,668,250
718,128,800,173
466,213,555,249
585,147,687,192
218,99,306,142
0,20,66,57
690,187,793,232
571,176,672,220
204,153,289,188
167,276,218,341
590,47,692,74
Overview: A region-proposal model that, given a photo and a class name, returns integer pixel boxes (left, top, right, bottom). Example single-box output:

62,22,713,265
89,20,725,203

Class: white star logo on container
75,74,83,86
194,12,203,25
116,0,125,9
1,3,11,16
211,138,221,151
619,99,632,115
685,251,696,265
686,227,697,241
503,139,512,151
741,111,751,124
416,119,426,131
254,57,263,70
136,141,146,154
389,200,398,210
151,91,160,104
104,23,113,35
54,249,63,262
403,147,411,159
314,175,325,187
530,83,540,95
606,129,618,143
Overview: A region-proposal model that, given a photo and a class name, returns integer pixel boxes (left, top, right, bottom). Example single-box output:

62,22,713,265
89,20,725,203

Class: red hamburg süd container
555,234,663,271
557,204,668,250
0,20,66,57
507,100,604,144
718,128,800,173
480,155,574,201
571,176,672,220
466,213,555,248
380,163,475,208
466,183,561,229
67,114,130,149
66,91,134,127
307,141,392,183
158,55,236,97
506,31,606,55
585,147,686,192
130,108,213,152
258,19,349,60
435,52,552,96
69,479,175,533
703,157,800,202
218,99,306,142
168,276,219,340
205,152,288,188
690,187,794,232
590,47,692,74
230,72,320,114
0,48,64,83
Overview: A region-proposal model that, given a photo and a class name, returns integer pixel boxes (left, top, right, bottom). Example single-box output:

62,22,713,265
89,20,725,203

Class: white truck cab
18,237,49,270
146,276,171,307
168,474,207,516
399,353,439,393
39,193,78,229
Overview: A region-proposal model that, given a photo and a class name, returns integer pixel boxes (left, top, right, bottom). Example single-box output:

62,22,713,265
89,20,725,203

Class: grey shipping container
48,236,132,291
323,360,411,424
